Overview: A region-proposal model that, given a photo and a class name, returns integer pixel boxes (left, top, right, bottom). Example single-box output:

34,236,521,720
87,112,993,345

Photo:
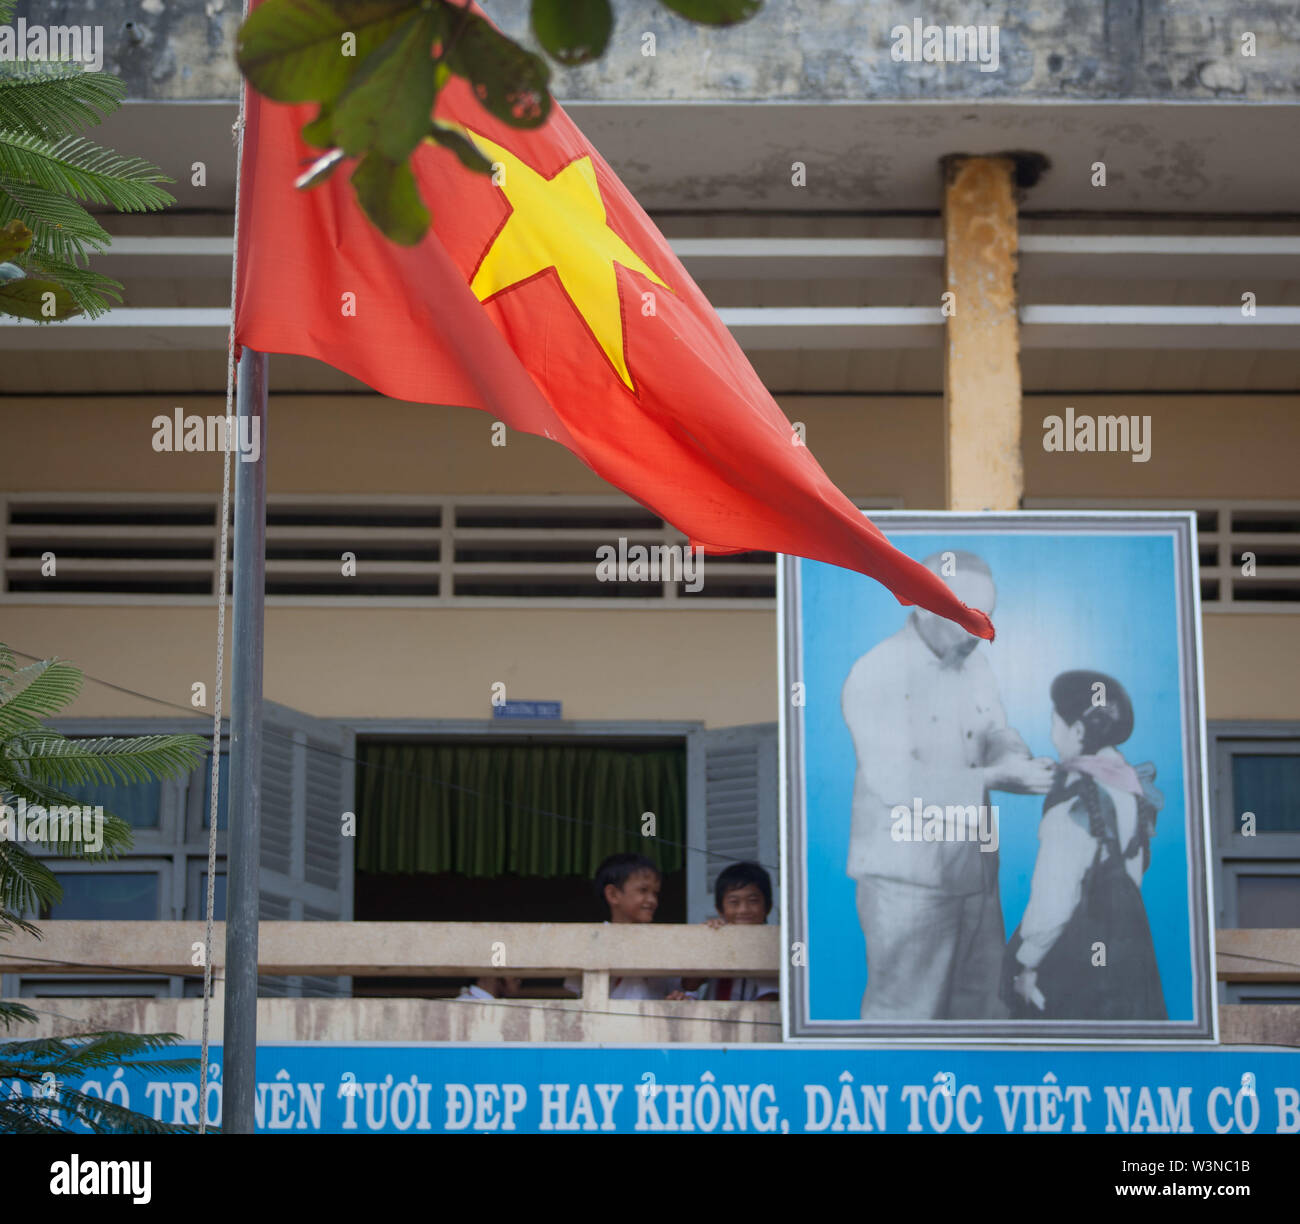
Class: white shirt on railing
562,920,681,999
563,973,682,1000
456,983,497,1001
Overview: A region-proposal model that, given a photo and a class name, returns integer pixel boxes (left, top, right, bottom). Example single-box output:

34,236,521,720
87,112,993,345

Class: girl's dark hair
1050,669,1134,755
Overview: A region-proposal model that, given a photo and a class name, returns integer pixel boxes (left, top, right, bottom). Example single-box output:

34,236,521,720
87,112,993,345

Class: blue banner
53,1045,1300,1134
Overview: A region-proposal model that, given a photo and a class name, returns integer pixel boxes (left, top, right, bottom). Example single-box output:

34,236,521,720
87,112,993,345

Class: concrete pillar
941,156,1023,511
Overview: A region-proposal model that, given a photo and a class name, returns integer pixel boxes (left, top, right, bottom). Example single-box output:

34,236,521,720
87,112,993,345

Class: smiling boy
563,853,686,1000
687,861,779,1001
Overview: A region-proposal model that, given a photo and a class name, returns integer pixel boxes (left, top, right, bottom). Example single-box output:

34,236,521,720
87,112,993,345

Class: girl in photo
1003,669,1166,1020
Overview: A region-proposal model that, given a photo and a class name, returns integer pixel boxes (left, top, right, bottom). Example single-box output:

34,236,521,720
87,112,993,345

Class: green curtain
355,742,685,878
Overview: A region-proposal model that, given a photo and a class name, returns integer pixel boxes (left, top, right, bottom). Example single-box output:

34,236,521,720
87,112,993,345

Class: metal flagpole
222,347,268,1133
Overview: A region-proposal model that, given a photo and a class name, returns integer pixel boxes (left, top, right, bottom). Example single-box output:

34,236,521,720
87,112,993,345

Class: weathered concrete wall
11,0,1299,102
12,996,781,1044
11,998,1297,1046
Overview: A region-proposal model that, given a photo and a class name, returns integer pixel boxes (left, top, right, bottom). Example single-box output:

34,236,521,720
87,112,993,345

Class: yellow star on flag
463,131,669,391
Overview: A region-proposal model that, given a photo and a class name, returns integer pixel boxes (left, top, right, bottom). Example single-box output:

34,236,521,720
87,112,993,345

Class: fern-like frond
0,905,42,944
0,1029,195,1073
21,251,123,318
12,733,207,786
0,839,61,918
0,176,109,263
0,1086,204,1135
0,657,82,736
0,1034,202,1133
0,786,133,861
0,769,134,860
0,65,126,137
0,1000,38,1031
0,130,174,211
0,1045,205,1135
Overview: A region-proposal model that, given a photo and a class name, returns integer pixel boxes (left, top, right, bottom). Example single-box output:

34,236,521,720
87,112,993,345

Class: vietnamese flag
233,49,993,640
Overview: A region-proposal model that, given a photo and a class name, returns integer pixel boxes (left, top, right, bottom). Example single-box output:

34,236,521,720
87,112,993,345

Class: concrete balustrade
4,923,1297,1044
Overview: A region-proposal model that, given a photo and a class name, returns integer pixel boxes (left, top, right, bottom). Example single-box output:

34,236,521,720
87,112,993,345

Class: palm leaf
0,643,212,1137
22,251,123,317
0,1089,202,1135
0,178,109,264
0,1000,38,1031
0,839,61,917
0,785,133,861
0,642,16,685
11,733,207,786
0,1033,202,1135
0,657,83,736
1,1029,195,1073
0,766,135,854
0,907,41,944
0,131,174,211
0,65,126,137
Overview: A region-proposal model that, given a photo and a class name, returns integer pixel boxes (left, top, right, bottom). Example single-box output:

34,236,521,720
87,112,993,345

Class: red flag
233,56,993,640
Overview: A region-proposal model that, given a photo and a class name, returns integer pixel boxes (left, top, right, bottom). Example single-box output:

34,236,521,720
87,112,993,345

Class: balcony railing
4,923,1297,1045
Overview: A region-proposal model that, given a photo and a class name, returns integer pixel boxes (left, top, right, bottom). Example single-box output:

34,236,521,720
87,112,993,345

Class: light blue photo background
799,530,1196,1022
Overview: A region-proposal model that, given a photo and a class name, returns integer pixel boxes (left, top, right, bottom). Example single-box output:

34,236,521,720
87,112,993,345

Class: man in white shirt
841,551,1054,1020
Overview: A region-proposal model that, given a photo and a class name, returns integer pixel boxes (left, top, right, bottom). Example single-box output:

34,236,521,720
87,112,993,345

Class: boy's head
714,861,773,924
595,853,662,923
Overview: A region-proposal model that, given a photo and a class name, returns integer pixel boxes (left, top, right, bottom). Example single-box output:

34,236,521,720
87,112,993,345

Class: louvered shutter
258,701,355,997
685,723,779,923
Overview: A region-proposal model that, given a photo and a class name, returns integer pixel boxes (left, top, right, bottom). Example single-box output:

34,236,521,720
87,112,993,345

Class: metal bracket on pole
222,347,267,1134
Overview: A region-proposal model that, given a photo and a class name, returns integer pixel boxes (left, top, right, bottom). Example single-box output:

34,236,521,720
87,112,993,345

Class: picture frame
779,511,1217,1042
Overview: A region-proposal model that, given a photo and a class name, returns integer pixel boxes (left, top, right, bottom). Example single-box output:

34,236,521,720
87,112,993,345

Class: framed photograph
779,512,1217,1042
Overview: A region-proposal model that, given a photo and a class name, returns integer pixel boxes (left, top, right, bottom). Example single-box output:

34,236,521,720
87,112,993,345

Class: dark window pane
58,775,161,830
202,752,229,830
1237,875,1300,928
197,871,227,921
24,980,165,999
1232,754,1300,833
45,872,159,920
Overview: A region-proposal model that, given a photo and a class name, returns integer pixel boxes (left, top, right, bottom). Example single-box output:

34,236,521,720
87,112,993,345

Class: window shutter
258,701,355,997
685,723,779,923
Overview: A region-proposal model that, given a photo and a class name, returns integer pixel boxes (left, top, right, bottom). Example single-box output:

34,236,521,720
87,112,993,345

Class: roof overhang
97,98,1300,215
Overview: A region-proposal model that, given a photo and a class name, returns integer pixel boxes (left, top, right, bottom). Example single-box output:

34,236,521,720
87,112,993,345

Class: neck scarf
1062,753,1143,797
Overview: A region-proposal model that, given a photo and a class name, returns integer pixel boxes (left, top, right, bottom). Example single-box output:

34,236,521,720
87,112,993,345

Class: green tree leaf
237,0,420,104
659,0,762,24
0,279,78,323
427,122,492,174
351,152,430,245
0,218,30,261
20,253,124,320
300,102,335,148
531,0,614,67
445,9,552,129
331,9,440,161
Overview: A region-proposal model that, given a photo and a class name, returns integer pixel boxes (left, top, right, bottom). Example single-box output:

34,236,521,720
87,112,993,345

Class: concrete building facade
1,0,1297,1043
